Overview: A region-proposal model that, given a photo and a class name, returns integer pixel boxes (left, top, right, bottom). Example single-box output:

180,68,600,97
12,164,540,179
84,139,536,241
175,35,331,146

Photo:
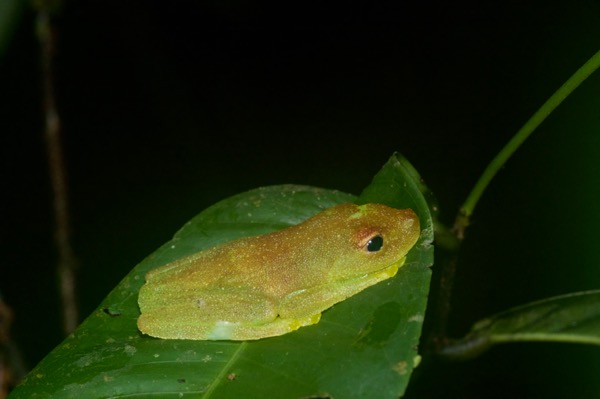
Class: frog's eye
365,235,384,252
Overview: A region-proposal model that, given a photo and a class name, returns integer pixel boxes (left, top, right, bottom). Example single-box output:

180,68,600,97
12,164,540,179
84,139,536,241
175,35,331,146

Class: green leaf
441,290,600,359
9,153,433,399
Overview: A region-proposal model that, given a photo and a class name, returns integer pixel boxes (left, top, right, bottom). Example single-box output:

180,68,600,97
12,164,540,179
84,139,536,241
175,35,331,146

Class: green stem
455,49,600,235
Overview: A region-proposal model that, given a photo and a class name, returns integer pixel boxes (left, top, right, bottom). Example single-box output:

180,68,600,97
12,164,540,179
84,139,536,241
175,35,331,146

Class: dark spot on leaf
354,301,403,348
177,378,186,383
102,307,121,317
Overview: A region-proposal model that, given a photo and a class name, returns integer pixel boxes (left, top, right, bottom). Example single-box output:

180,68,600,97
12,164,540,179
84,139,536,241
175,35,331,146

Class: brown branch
37,3,79,335
0,300,27,396
420,221,463,357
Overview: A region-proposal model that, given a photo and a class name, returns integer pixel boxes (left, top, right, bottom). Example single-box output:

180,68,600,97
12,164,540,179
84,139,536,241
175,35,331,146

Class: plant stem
454,48,600,238
37,1,79,335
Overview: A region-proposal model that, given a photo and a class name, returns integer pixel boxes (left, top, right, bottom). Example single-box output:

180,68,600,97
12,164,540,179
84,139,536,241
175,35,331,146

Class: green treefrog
137,203,420,340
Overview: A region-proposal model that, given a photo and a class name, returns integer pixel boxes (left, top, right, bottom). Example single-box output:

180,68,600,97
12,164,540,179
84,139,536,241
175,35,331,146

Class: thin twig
454,49,600,238
37,4,79,335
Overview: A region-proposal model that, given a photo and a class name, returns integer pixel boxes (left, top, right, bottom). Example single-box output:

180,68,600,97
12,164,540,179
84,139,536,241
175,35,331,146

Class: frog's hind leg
209,313,322,341
138,289,277,340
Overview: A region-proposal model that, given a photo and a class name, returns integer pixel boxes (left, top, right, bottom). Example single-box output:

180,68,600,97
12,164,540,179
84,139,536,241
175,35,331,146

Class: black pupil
366,235,384,252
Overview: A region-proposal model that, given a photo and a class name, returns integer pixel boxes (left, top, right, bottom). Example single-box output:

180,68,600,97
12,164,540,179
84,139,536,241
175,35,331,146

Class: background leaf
441,290,600,359
9,154,433,399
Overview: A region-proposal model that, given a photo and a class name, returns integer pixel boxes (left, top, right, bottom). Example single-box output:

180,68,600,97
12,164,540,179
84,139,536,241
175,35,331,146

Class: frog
137,203,420,340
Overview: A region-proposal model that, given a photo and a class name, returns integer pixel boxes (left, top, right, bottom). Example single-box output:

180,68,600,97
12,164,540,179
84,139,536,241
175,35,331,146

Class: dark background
1,1,600,397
